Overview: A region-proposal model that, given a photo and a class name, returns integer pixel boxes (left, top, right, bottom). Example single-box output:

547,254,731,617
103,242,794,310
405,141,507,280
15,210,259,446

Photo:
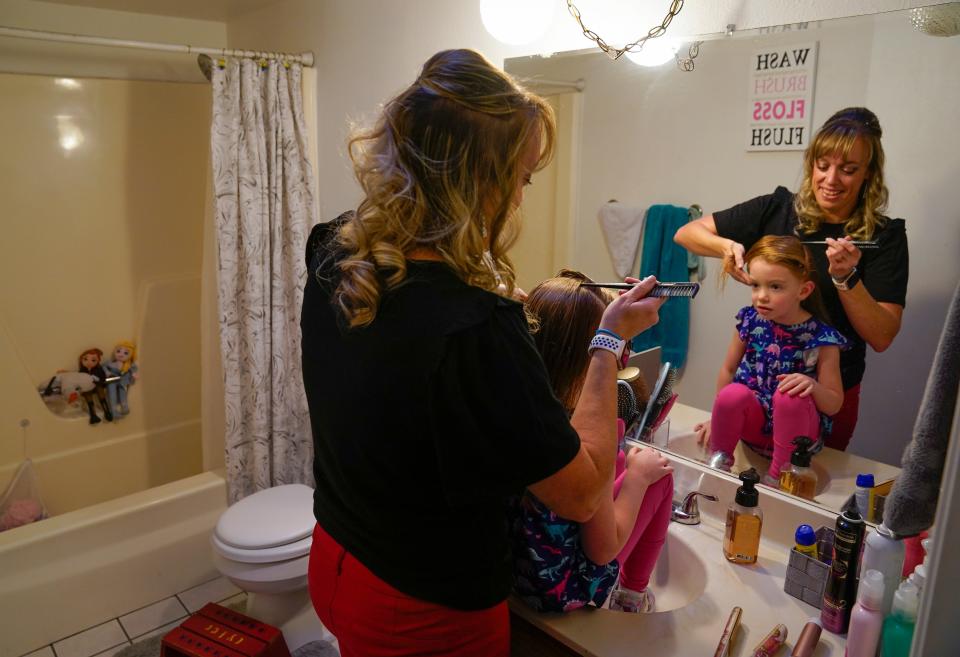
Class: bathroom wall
0,71,211,515
223,0,934,225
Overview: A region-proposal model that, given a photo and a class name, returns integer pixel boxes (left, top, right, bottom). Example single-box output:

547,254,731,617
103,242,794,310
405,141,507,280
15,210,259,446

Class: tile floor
19,576,247,657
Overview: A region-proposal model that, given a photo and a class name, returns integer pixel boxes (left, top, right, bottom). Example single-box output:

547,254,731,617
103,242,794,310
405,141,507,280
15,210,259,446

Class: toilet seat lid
215,483,315,550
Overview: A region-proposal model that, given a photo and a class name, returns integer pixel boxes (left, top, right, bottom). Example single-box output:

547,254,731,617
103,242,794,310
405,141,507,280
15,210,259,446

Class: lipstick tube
713,606,743,657
751,623,788,657
791,618,823,657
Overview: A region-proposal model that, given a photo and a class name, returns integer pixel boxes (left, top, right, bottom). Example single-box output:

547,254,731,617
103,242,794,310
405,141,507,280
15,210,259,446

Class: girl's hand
824,237,863,279
598,275,666,341
777,373,817,397
624,446,673,487
694,420,711,447
722,240,752,285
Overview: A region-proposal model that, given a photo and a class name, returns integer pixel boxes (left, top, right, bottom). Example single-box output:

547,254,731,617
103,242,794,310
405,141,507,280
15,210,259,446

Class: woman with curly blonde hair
301,49,665,656
676,107,908,452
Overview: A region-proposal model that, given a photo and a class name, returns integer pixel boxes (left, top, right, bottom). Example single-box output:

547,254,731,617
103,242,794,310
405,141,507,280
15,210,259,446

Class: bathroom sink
665,431,831,497
509,452,850,657
640,523,708,612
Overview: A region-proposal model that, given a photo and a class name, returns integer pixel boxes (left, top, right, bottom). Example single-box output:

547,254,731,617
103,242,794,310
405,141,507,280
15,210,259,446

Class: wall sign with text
747,41,818,151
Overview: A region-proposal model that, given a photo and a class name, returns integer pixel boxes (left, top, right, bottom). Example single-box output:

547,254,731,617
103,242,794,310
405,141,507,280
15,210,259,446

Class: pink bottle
845,569,884,657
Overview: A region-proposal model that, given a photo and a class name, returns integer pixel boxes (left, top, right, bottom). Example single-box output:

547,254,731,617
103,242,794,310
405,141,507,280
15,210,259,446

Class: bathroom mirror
506,6,960,514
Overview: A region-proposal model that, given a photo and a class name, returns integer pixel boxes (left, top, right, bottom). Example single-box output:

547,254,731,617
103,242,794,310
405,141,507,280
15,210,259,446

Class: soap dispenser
723,468,763,564
779,436,818,500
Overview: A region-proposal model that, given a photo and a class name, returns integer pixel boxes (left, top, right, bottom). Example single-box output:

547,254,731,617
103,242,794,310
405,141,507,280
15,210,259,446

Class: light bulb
624,37,679,67
480,0,555,46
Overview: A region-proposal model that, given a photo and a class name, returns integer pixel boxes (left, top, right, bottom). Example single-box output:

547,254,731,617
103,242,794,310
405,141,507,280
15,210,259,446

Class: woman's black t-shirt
300,218,581,610
714,186,908,389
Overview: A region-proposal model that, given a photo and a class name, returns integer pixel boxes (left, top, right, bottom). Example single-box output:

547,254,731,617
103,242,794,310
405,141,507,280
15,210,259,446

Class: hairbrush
801,240,879,249
581,281,700,298
624,362,678,446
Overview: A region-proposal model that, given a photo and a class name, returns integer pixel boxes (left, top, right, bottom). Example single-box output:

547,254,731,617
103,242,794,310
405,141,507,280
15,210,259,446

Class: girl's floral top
733,306,849,434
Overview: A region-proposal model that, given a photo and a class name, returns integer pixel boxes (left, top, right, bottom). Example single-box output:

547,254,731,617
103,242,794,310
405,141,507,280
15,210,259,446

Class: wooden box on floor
161,602,291,657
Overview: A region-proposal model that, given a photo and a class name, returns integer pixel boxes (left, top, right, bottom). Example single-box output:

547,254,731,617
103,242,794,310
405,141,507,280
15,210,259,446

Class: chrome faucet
671,491,718,525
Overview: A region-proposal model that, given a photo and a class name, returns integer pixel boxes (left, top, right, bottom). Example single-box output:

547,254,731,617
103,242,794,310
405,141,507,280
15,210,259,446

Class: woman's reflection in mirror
675,107,908,452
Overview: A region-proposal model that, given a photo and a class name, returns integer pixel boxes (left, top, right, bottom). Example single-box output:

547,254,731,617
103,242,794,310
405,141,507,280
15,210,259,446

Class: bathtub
0,469,228,656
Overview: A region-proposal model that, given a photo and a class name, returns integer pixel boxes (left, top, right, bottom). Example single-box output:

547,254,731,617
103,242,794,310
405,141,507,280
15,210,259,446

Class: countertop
661,403,901,513
511,454,849,657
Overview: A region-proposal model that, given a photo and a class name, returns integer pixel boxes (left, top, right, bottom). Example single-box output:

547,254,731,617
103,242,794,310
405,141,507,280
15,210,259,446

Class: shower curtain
210,58,316,503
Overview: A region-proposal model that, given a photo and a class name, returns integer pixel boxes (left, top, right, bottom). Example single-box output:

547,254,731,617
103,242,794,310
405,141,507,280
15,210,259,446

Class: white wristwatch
588,331,630,368
831,267,861,291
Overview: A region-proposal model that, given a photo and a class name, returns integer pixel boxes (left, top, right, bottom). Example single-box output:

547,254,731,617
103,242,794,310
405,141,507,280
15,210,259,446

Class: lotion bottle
723,468,763,564
880,580,920,657
861,524,905,617
845,569,884,657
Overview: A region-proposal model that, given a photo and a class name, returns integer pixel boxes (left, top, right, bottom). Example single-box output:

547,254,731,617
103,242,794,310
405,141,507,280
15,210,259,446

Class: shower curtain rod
0,25,314,66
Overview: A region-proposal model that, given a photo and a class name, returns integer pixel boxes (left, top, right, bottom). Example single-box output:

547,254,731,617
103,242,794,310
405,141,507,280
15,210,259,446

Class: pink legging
611,450,674,591
709,383,821,479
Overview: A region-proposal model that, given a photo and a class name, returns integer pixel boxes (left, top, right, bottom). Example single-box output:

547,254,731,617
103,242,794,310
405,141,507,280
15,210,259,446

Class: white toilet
211,483,331,651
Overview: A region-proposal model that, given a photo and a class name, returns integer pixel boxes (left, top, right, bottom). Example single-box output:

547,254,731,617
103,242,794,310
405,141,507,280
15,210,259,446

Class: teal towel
631,204,692,368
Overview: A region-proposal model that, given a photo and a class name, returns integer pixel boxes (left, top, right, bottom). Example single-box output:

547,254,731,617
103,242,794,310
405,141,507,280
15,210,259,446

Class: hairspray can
820,498,866,633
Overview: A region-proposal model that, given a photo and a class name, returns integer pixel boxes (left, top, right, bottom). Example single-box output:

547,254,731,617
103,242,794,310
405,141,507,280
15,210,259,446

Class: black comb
581,281,700,298
801,240,879,249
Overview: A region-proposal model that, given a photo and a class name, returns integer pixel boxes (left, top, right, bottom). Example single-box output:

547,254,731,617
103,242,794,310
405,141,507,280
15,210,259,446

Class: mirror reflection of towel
631,204,692,368
884,279,960,536
598,202,645,279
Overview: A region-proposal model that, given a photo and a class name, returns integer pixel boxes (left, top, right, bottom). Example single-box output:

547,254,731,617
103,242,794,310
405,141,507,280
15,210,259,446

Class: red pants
307,524,510,657
823,384,861,451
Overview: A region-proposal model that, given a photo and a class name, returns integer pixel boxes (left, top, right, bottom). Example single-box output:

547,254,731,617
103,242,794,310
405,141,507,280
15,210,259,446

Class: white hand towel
599,202,645,279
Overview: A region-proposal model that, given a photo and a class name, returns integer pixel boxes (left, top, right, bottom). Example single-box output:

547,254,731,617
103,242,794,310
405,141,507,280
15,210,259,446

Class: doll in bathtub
104,341,138,417
78,348,113,424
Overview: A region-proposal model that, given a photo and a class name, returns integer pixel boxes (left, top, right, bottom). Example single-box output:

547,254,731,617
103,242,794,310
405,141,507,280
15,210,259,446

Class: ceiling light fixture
565,0,700,71
480,0,556,46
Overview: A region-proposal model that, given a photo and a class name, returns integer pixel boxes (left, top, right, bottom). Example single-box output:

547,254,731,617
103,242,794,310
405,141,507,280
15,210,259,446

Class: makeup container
713,606,742,657
790,618,822,657
784,526,831,607
816,526,835,565
750,623,787,657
